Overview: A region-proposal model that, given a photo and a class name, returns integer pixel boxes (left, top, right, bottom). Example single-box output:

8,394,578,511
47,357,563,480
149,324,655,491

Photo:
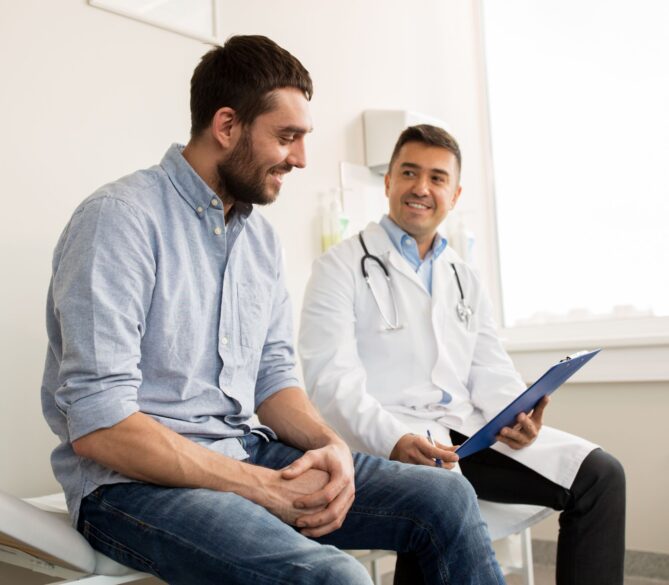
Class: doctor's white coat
299,222,597,489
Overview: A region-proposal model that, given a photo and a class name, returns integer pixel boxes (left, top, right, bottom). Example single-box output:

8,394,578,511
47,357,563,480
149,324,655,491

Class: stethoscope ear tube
358,232,390,279
359,232,401,329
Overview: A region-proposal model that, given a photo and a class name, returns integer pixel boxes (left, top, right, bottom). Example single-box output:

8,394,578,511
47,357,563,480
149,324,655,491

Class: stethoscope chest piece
456,299,474,329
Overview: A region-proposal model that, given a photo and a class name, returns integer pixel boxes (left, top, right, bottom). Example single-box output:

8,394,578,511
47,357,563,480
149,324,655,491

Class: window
482,0,669,336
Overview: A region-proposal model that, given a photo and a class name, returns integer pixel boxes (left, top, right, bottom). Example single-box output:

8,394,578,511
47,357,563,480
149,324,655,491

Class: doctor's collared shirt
379,214,447,294
41,144,300,526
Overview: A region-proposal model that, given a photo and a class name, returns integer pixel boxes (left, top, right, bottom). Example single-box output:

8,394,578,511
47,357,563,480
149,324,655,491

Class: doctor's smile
405,200,432,210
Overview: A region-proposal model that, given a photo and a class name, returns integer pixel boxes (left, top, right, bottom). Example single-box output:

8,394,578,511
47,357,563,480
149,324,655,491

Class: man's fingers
439,449,459,463
435,442,460,462
281,453,315,479
531,396,549,424
300,518,345,538
497,434,525,450
498,401,547,451
293,477,347,509
517,413,537,437
297,491,355,537
498,426,530,446
435,441,457,452
296,494,350,529
413,444,444,467
418,439,458,467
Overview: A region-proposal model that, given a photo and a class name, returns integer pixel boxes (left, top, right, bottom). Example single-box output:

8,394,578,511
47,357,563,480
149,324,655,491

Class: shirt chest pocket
237,280,272,349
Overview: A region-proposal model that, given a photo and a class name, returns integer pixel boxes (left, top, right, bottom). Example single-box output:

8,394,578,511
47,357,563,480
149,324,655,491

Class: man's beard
217,132,287,207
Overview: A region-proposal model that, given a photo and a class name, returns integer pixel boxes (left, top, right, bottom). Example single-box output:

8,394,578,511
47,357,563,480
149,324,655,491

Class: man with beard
41,36,505,585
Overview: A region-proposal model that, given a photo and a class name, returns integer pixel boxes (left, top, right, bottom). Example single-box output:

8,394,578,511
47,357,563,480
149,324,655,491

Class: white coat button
214,226,222,235
221,336,229,345
211,198,219,207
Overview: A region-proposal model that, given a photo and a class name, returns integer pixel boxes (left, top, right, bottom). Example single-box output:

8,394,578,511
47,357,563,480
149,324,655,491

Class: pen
426,429,443,468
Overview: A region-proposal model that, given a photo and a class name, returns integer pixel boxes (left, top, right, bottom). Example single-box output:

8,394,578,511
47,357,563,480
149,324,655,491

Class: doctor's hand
280,441,355,537
390,434,459,469
496,396,549,450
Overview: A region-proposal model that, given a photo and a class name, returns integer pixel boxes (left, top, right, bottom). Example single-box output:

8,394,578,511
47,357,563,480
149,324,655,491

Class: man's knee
309,549,372,585
434,468,479,507
403,466,482,529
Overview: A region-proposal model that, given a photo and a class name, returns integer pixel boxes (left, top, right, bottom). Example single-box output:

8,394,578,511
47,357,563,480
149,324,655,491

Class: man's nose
412,175,430,196
287,139,307,169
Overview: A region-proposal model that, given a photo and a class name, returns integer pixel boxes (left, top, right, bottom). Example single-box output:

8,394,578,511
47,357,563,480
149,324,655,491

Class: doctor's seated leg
556,448,626,585
450,430,626,585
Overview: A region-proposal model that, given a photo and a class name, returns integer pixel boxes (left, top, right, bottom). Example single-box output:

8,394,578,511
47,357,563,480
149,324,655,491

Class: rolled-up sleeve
51,196,156,441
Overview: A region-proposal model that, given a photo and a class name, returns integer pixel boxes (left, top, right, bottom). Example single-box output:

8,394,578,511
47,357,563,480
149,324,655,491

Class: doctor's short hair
388,124,462,175
189,35,313,137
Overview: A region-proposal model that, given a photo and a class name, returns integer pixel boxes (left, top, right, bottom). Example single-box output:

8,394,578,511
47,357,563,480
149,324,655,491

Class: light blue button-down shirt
379,215,447,294
41,144,300,525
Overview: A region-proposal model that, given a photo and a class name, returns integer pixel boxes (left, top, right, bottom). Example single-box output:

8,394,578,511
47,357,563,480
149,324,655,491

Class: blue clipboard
455,349,601,459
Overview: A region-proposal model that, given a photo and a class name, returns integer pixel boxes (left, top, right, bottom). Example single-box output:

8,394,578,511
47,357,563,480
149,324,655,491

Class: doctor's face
385,141,462,245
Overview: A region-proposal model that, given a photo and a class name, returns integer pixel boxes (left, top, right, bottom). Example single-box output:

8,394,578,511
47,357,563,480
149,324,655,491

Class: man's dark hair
388,124,462,175
190,35,313,137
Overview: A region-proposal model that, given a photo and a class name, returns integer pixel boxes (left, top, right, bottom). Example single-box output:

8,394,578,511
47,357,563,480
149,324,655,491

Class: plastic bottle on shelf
321,189,349,252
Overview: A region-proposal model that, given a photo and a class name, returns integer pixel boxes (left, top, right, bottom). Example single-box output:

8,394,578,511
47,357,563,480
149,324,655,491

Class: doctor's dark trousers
394,436,626,585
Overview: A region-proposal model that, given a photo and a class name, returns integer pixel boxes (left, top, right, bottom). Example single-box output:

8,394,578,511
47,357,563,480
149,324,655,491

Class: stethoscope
358,232,474,331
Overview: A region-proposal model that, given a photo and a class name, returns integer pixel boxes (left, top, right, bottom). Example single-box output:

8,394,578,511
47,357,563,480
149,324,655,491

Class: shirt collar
160,143,253,220
379,214,448,263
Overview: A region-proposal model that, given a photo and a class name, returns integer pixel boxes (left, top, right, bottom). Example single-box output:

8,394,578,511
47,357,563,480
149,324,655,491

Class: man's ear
384,173,391,198
450,185,463,209
211,107,237,149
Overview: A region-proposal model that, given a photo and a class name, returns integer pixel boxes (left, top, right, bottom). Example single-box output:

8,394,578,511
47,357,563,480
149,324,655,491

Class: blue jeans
78,435,504,584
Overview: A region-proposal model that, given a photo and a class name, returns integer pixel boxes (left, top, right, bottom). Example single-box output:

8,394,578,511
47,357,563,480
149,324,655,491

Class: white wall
0,0,207,498
0,0,665,558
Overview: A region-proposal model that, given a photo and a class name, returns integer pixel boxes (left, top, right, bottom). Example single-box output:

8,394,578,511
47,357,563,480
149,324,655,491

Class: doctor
299,124,625,585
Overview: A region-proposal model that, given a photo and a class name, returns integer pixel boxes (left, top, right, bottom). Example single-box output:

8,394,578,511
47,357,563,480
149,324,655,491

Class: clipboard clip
560,349,593,363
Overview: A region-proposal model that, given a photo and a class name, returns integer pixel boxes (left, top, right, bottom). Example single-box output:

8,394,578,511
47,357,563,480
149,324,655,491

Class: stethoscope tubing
358,233,402,330
358,231,473,330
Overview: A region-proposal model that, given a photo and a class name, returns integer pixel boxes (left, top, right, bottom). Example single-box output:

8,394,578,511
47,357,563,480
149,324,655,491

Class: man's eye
280,136,295,145
402,170,415,177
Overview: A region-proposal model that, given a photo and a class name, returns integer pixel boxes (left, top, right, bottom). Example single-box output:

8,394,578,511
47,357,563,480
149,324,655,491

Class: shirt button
211,198,219,207
196,206,204,214
221,336,229,345
214,226,222,236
